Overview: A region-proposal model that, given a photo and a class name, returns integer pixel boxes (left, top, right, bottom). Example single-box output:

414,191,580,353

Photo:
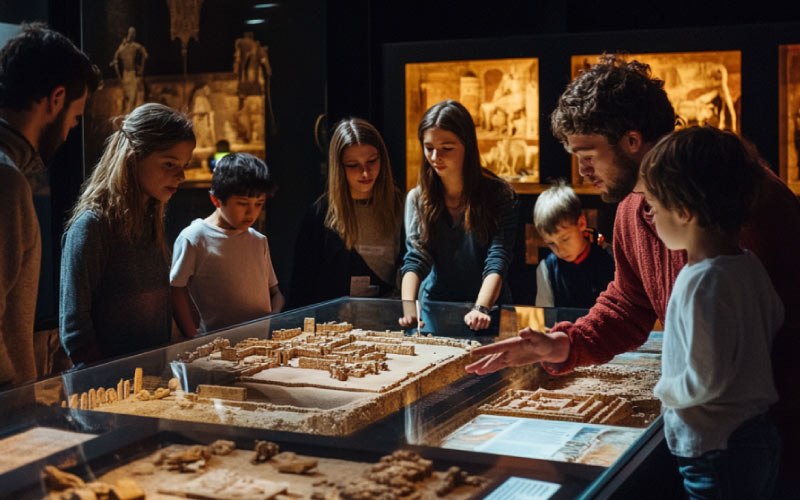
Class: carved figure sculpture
191,85,216,149
233,32,263,94
478,67,526,136
232,32,276,133
110,27,148,113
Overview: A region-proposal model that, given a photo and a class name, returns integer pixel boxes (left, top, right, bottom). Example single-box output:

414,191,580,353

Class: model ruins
88,441,485,500
471,333,662,429
61,318,480,436
479,389,634,425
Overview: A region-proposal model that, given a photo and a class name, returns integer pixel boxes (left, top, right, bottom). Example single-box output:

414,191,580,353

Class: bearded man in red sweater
466,54,800,494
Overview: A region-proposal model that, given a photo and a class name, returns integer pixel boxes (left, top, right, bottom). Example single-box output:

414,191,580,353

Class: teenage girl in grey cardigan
60,103,195,366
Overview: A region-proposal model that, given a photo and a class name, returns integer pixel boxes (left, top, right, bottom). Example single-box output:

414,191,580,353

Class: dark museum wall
326,1,800,127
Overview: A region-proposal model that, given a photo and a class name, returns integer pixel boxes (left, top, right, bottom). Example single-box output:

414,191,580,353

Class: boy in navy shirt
534,180,614,308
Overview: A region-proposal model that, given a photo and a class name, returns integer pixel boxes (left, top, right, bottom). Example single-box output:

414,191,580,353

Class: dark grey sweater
59,210,171,363
402,178,518,304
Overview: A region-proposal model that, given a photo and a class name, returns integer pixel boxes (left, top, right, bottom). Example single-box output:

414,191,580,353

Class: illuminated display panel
405,58,540,193
780,45,800,194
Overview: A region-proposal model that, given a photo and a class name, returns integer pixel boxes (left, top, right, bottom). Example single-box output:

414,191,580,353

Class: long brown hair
416,100,512,244
66,103,195,253
324,117,402,249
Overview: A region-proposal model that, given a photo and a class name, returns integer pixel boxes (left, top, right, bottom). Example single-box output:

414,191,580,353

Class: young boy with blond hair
640,126,782,499
170,153,284,336
533,180,614,308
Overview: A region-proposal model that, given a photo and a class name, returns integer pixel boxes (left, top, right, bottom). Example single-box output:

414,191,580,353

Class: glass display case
0,298,663,499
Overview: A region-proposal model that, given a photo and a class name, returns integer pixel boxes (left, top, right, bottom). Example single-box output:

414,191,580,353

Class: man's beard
601,144,640,203
37,105,69,164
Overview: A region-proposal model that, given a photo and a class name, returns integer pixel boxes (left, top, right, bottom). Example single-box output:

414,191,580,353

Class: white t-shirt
654,250,783,457
170,219,279,333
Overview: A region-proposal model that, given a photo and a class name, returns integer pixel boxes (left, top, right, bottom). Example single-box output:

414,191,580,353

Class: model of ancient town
59,318,484,436
58,315,662,448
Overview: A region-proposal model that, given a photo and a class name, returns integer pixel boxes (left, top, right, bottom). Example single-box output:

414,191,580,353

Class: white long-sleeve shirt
654,250,783,457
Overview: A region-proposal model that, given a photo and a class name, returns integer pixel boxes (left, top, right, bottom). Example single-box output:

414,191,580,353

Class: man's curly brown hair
550,54,676,148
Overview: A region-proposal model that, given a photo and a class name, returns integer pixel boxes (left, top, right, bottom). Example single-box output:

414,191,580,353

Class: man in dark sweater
0,24,100,387
466,54,800,496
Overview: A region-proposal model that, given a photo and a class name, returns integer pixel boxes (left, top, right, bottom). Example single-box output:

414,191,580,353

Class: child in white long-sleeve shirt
638,126,783,499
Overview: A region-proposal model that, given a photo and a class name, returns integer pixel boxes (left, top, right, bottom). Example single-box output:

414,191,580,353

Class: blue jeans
676,414,780,500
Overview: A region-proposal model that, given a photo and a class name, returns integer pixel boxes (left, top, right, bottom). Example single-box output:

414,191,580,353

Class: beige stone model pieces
159,468,289,500
155,444,212,473
61,373,180,411
43,464,145,500
272,452,318,475
197,384,247,401
251,440,319,474
480,389,634,425
95,442,484,500
153,439,235,474
273,327,302,341
436,465,485,497
209,439,236,456
133,367,143,394
316,449,485,500
252,440,280,464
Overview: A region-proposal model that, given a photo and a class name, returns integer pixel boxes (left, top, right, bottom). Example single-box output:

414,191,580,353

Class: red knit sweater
546,167,800,468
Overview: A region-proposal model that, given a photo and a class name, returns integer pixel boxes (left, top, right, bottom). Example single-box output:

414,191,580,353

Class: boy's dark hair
640,126,764,233
211,153,277,202
551,54,676,148
0,23,101,110
533,179,583,235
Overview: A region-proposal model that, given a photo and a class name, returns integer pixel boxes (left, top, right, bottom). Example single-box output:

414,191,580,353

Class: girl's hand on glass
464,309,491,330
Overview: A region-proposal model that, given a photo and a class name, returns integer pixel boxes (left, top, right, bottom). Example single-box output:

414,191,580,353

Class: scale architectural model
60,319,480,436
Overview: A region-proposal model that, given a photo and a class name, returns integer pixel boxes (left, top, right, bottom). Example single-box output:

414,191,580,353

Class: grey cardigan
60,211,172,364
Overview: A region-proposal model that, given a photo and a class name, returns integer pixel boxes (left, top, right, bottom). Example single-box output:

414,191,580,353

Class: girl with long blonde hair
290,117,403,307
60,103,195,366
400,100,517,331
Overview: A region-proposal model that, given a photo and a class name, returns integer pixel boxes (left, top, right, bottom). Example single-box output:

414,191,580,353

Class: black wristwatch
472,304,491,315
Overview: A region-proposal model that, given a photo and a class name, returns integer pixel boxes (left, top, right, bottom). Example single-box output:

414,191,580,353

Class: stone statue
232,31,276,134
233,32,263,95
110,27,148,113
191,85,216,149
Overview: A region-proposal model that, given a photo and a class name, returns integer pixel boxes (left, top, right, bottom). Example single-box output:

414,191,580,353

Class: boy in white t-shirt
638,127,783,499
171,153,284,336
